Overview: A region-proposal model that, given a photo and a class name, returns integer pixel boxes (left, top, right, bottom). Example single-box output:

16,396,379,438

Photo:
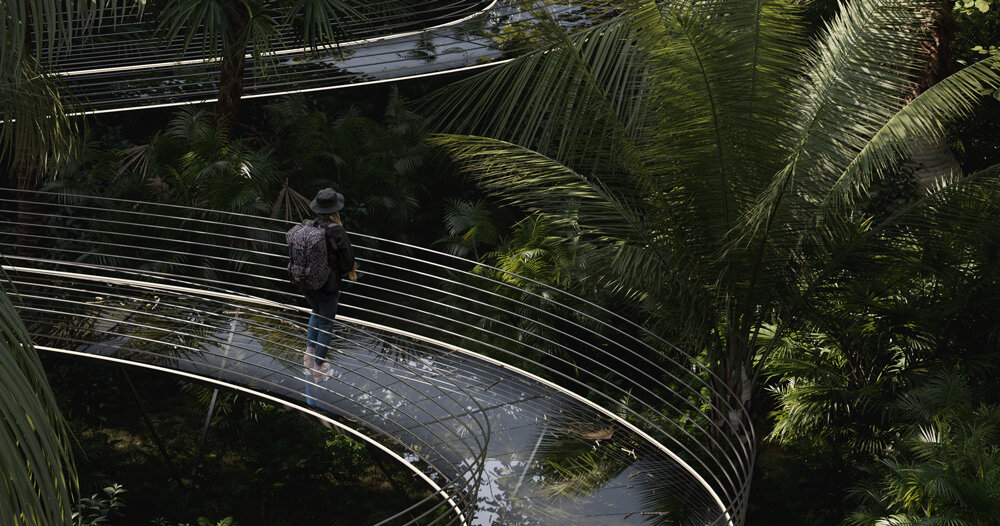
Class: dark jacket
313,215,356,293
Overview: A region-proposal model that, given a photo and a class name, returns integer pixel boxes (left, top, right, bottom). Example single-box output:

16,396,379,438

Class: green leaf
0,275,77,525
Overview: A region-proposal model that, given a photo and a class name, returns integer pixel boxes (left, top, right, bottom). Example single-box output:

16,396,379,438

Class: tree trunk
216,52,246,129
908,1,961,193
215,0,250,129
911,1,956,98
708,330,755,447
711,351,754,523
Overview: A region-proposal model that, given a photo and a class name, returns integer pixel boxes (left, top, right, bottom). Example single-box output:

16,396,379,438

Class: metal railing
2,188,754,525
40,0,624,114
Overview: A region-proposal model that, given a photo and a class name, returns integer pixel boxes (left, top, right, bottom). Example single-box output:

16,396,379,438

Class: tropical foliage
846,374,1000,525
1,0,84,170
1,0,144,202
43,357,430,525
757,168,1000,522
132,108,279,215
0,281,76,525
151,0,462,127
954,1,999,66
424,0,1000,434
261,91,433,235
434,198,498,259
4,0,1000,524
477,214,575,291
40,90,438,241
152,0,361,126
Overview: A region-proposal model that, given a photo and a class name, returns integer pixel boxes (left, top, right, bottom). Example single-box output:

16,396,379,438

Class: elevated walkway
2,189,753,525
44,0,623,114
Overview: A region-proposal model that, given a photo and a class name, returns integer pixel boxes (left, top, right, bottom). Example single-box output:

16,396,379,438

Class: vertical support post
190,309,240,479
190,388,220,479
121,368,184,484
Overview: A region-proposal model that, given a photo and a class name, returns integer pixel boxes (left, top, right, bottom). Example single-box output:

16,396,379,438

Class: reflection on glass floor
1,189,751,525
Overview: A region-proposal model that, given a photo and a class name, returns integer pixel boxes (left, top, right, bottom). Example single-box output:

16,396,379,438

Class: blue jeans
304,289,340,365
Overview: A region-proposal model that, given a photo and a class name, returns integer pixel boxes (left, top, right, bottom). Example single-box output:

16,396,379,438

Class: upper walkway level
42,0,623,114
2,189,753,525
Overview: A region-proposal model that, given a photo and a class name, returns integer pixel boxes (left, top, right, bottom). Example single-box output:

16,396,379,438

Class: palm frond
0,56,76,171
2,0,139,72
768,0,936,206
270,182,312,221
242,0,280,63
0,276,77,526
284,0,362,46
442,198,497,246
751,167,1000,378
737,2,947,314
1,1,141,169
638,0,807,238
428,135,643,241
421,11,649,180
819,55,1000,219
1,0,68,72
155,0,233,59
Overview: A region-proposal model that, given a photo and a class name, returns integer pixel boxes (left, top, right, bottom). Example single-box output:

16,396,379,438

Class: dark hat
310,188,345,214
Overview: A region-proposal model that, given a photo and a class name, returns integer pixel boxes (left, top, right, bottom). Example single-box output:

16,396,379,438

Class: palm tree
3,1,146,261
1,1,112,253
422,0,1000,441
0,281,77,525
154,0,362,128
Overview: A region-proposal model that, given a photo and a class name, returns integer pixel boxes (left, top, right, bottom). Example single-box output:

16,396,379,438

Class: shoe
313,362,331,382
303,348,315,375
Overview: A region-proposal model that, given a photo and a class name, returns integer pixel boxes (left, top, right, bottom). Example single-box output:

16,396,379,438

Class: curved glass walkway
46,0,624,114
2,189,753,525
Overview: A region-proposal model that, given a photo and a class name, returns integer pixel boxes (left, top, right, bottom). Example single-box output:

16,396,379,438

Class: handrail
34,0,624,114
3,188,753,524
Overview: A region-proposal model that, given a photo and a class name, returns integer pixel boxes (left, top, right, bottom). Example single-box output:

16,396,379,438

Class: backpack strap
316,220,339,248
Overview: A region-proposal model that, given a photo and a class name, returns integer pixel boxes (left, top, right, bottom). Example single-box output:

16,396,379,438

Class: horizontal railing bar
6,258,747,486
37,345,472,525
5,188,752,523
13,284,491,459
